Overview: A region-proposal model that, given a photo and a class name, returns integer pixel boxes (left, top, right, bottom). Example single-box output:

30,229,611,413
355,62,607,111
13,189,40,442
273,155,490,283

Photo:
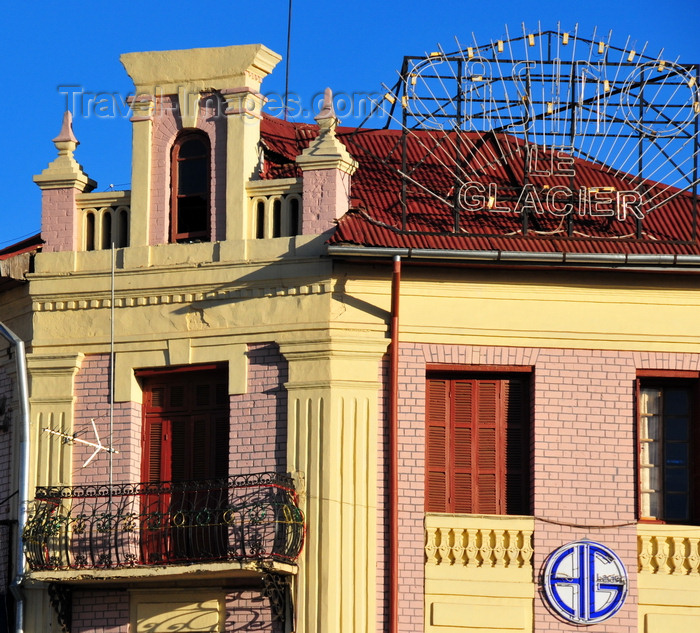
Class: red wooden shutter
426,374,530,515
426,379,448,512
144,419,165,482
452,381,473,513
474,380,500,514
142,367,229,484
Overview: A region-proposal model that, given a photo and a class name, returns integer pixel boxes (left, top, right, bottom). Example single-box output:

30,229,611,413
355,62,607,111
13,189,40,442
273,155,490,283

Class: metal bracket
262,570,293,633
47,583,72,633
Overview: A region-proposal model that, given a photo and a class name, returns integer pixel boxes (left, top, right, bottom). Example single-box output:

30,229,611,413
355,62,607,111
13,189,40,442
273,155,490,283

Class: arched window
101,210,113,249
289,197,300,236
118,208,129,248
85,212,95,251
170,132,210,243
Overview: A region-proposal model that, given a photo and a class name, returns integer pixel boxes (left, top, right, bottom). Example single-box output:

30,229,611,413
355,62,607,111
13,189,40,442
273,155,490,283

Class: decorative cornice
76,191,131,208
121,45,282,95
32,282,330,313
246,178,302,196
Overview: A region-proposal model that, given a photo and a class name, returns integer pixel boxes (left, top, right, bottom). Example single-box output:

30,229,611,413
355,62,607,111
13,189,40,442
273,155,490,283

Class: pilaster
26,353,85,489
128,96,154,247
281,335,387,633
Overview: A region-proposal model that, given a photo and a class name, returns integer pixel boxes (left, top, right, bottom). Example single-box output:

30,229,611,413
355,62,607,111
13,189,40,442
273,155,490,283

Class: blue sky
2,0,699,248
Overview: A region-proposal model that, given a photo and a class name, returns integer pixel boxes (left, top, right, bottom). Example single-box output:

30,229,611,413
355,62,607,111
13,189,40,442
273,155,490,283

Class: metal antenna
43,419,119,468
284,0,293,121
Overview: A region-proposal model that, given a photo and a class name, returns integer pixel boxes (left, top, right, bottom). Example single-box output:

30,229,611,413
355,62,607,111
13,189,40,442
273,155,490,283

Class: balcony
24,472,304,584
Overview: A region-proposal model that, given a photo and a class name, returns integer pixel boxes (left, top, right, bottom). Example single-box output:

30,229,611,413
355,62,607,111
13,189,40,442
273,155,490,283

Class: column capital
280,335,387,389
221,87,265,119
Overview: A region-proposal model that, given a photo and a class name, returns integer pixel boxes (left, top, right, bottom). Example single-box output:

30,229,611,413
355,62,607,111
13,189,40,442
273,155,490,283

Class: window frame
636,369,700,525
169,131,211,244
425,367,532,516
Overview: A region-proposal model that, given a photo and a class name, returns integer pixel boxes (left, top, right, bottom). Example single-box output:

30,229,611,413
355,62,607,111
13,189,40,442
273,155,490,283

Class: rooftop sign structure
344,25,700,243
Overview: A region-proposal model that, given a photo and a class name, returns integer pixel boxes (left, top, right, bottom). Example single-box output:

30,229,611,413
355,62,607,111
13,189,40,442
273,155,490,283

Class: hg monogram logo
543,540,628,624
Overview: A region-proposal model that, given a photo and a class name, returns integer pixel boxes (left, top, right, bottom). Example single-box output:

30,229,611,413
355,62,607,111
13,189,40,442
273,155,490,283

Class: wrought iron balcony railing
24,472,304,571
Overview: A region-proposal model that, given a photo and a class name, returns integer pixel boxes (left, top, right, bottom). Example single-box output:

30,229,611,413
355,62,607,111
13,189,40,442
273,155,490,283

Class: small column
296,89,358,235
33,112,96,252
222,88,266,241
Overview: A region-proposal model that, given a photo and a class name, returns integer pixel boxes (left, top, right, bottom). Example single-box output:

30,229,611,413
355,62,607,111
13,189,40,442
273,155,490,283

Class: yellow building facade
0,36,699,633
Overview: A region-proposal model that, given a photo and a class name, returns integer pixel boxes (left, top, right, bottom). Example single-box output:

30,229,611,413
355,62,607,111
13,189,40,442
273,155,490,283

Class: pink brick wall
41,187,80,252
72,590,129,633
301,168,351,234
149,94,226,245
72,354,142,486
229,343,288,473
383,344,700,633
225,589,281,632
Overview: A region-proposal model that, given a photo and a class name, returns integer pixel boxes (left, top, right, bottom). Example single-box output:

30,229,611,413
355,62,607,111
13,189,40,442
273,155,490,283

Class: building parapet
425,513,534,571
76,190,131,251
638,523,700,576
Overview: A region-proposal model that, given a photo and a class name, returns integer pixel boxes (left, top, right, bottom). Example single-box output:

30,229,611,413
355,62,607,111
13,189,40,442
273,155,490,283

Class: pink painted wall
148,94,226,245
72,354,142,486
301,168,351,234
384,343,700,633
229,343,288,474
40,187,81,252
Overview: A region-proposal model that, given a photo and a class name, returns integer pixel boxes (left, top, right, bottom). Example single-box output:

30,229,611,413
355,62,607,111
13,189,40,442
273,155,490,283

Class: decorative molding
77,191,131,207
246,178,302,196
32,282,331,313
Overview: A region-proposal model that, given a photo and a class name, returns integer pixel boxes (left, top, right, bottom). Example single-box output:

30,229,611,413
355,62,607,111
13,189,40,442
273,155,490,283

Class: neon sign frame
543,540,628,625
347,26,700,242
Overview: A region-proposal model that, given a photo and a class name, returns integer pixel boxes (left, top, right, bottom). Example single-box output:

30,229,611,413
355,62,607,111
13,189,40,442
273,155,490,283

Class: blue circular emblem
543,540,628,625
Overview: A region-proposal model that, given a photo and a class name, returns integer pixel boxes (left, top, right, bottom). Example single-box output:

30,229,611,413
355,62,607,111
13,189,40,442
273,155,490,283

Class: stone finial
53,110,79,145
296,88,357,175
34,111,95,192
316,87,336,121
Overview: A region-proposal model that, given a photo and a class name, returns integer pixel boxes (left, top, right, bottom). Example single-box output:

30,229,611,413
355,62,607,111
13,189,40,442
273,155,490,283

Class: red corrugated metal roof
0,234,42,260
260,115,700,256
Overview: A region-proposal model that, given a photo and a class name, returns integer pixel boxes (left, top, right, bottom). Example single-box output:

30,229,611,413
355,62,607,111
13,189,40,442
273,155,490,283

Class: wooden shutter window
426,379,449,513
425,374,530,515
142,368,229,484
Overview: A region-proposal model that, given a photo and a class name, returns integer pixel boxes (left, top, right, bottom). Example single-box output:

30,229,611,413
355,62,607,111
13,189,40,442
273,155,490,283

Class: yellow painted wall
333,265,700,352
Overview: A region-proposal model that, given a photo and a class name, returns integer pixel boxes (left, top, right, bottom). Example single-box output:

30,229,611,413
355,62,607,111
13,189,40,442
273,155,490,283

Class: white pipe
0,322,30,633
